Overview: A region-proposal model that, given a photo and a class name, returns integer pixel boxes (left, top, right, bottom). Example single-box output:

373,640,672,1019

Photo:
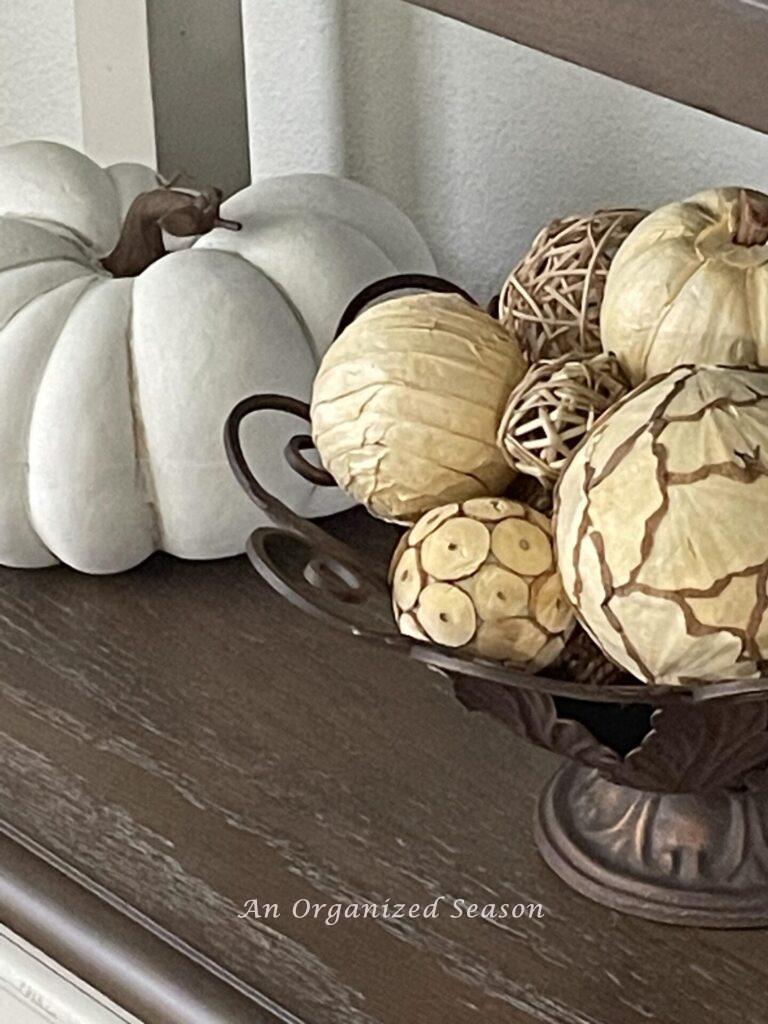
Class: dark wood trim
146,0,251,196
0,824,296,1024
404,0,768,134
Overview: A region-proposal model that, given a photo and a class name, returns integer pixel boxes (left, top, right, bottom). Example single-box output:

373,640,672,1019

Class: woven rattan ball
499,208,647,361
498,352,629,487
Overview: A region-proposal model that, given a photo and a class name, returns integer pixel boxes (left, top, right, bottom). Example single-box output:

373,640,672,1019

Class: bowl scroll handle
224,392,398,635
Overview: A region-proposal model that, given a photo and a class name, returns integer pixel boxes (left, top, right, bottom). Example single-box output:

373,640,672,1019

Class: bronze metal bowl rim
227,391,768,711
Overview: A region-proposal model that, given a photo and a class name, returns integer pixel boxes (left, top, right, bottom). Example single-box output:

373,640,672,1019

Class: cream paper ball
311,292,527,523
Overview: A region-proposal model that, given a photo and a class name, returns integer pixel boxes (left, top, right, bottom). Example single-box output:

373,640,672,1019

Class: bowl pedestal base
535,762,768,927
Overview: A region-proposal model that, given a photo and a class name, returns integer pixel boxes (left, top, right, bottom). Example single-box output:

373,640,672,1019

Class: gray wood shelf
406,0,768,133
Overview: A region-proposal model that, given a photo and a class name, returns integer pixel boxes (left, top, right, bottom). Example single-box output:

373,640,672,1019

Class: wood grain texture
0,507,767,1024
405,0,768,134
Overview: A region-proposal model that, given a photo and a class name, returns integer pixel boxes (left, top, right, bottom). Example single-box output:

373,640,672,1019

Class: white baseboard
0,926,143,1024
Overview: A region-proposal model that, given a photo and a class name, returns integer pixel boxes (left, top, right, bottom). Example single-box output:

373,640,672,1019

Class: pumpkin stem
733,189,768,247
101,185,241,277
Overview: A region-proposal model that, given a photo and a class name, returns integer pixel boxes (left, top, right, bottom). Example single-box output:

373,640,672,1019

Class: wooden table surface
0,507,767,1024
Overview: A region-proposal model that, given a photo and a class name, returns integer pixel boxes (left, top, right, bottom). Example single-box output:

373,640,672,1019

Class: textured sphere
498,351,628,486
390,497,574,670
602,188,768,386
499,207,647,362
555,364,768,685
311,292,527,523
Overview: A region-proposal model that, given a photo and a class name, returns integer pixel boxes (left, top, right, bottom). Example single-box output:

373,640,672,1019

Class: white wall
6,0,768,298
74,0,155,167
243,0,768,299
0,0,155,169
0,0,83,148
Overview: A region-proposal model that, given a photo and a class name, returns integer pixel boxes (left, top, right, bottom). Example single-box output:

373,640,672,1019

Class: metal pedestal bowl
226,394,768,928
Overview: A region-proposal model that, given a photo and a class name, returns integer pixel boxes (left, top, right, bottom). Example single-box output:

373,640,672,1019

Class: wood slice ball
499,207,647,362
390,497,574,670
555,364,768,686
312,292,527,523
497,352,629,487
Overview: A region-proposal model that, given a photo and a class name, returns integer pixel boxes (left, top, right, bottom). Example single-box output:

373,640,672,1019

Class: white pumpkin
0,140,434,573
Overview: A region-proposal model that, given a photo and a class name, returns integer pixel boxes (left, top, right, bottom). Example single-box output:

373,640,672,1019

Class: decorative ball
311,292,527,523
602,188,768,385
555,364,768,686
498,352,629,487
550,628,627,687
499,207,647,362
390,497,574,670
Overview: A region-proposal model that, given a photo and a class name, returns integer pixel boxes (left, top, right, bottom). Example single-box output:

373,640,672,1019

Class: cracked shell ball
555,364,768,686
390,497,574,670
311,292,527,523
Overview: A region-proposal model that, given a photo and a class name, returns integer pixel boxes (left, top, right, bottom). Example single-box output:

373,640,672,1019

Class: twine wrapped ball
498,352,629,487
390,497,574,670
499,208,647,362
555,364,768,686
311,293,527,523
